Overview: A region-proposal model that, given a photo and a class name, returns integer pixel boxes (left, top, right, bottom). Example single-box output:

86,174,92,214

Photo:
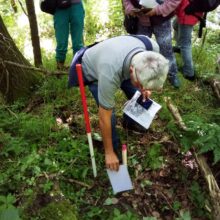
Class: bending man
68,35,169,171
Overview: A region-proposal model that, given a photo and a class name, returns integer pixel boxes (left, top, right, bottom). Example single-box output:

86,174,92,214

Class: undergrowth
1,64,217,219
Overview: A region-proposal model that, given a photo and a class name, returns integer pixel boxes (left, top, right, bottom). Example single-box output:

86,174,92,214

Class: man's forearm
99,106,119,171
98,107,114,153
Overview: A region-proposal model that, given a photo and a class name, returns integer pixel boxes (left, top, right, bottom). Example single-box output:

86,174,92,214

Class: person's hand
145,9,156,17
141,89,152,102
105,152,119,171
129,8,141,17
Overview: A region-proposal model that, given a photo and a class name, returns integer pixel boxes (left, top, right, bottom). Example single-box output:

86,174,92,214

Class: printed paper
123,91,161,129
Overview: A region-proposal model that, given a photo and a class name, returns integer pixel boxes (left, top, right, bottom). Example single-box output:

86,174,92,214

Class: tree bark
25,0,42,67
0,14,40,102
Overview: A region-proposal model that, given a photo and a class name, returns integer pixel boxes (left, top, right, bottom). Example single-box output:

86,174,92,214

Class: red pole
76,64,97,177
76,64,91,133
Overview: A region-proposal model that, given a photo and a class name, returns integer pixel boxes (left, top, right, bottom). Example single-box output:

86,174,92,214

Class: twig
41,172,92,189
66,178,92,189
18,0,27,16
159,191,176,214
1,105,18,119
2,59,68,76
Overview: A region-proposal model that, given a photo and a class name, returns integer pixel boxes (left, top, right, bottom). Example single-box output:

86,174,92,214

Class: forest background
0,0,220,220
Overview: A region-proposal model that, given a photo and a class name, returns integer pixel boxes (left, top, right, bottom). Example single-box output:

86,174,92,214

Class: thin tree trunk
25,0,42,67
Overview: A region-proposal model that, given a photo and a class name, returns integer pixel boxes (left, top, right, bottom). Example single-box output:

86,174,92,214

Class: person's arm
145,0,182,17
123,0,135,14
99,106,119,171
123,0,142,16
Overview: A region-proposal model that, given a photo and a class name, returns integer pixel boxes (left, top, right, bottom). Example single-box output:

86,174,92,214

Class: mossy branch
2,59,68,76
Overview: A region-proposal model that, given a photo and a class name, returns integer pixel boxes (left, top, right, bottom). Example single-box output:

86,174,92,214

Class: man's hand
105,152,119,171
141,89,152,102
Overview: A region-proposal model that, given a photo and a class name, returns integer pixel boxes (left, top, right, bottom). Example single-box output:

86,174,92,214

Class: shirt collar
122,47,145,79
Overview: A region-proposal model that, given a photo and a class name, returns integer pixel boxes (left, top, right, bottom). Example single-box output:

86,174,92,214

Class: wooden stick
194,154,220,219
210,79,220,101
164,97,187,131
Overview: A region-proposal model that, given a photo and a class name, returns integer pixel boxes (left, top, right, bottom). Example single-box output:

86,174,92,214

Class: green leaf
173,201,181,212
213,147,220,164
104,198,118,205
0,197,6,204
6,195,16,205
0,207,21,220
176,210,191,220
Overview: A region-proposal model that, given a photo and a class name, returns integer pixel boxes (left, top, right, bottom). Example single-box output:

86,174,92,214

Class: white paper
139,0,159,8
123,91,161,129
107,165,133,194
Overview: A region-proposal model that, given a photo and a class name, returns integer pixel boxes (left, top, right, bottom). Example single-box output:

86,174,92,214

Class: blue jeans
88,79,137,150
137,20,178,77
173,19,194,77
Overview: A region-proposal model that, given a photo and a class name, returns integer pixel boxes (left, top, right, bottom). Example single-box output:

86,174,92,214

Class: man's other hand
141,89,152,102
105,152,119,171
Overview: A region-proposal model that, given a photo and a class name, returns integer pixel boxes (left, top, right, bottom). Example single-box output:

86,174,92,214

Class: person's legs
153,20,180,88
178,24,194,78
88,83,121,152
54,9,69,63
69,3,85,54
137,23,153,37
172,17,181,53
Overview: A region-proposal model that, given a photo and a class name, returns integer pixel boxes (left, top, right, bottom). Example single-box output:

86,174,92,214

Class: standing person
173,0,203,81
123,0,181,88
54,0,85,70
68,35,169,171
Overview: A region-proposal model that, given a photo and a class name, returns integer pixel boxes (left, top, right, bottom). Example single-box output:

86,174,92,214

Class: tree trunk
25,0,42,67
0,15,40,102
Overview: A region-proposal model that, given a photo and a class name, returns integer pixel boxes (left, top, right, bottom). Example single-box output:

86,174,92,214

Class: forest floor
7,74,218,220
49,96,217,220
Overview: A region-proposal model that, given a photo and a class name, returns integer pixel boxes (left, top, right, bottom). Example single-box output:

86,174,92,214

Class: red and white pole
76,64,97,177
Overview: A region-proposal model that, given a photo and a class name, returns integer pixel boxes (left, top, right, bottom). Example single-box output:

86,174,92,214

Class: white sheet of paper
139,0,159,8
123,91,161,129
107,165,133,194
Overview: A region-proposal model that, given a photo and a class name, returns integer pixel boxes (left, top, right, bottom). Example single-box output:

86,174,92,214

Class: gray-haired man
68,35,169,171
